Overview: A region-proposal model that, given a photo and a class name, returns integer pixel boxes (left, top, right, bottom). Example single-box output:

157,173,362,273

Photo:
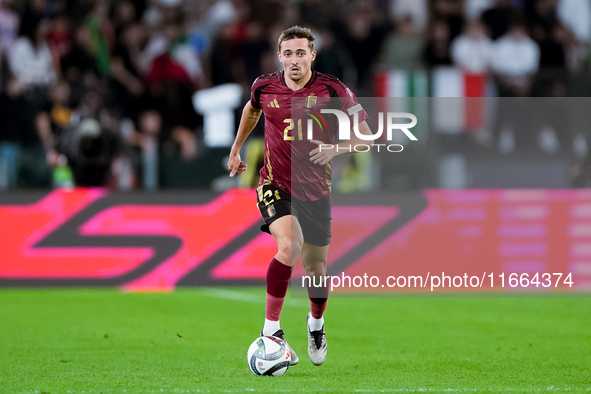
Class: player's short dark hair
278,25,315,52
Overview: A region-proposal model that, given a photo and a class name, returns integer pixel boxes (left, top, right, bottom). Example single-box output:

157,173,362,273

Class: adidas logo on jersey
267,99,280,108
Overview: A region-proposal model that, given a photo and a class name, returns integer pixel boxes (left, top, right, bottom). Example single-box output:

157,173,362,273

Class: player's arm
309,120,374,165
227,101,263,177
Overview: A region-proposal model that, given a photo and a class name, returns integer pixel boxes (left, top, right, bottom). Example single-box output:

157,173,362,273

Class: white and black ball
246,336,291,376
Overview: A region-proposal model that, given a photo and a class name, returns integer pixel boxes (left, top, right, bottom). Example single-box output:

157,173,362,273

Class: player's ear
311,50,316,61
277,51,281,61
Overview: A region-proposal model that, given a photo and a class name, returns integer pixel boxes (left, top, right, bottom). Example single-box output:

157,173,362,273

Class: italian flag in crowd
375,68,488,135
374,69,429,143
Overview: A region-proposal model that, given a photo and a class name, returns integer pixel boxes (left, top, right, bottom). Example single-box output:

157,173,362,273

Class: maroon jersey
250,70,368,201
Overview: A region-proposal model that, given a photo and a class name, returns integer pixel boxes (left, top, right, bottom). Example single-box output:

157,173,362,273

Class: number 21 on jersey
284,118,314,141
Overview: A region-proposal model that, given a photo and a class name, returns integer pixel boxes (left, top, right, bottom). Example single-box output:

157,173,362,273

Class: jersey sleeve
250,78,263,110
333,81,369,126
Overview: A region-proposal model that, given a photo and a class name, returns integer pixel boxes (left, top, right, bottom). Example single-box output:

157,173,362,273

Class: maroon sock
307,282,329,319
265,258,292,321
310,298,328,319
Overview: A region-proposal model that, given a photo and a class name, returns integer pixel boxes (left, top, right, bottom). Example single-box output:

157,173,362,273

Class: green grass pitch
1,288,590,393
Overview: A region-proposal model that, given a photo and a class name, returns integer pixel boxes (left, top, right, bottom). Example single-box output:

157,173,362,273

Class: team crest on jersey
267,204,276,218
304,94,317,110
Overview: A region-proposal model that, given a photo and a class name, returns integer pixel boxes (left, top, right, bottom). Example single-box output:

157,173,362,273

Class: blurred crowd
1,0,591,190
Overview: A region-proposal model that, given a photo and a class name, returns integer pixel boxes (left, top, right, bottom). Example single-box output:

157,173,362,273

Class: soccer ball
246,336,291,376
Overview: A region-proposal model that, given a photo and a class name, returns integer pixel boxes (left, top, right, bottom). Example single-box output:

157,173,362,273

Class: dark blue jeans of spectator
0,142,22,190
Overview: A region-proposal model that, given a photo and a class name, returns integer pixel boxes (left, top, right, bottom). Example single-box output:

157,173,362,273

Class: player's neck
284,70,312,91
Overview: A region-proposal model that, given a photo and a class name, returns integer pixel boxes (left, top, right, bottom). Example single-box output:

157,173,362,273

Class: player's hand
309,140,336,165
227,153,248,177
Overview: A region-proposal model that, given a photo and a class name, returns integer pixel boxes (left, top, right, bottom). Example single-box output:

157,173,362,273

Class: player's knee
305,263,327,277
281,239,303,257
277,238,303,263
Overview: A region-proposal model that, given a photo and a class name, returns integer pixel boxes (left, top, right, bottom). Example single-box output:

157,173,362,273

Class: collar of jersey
280,70,317,90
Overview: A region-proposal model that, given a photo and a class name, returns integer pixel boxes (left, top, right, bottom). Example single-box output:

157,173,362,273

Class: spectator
538,22,569,70
481,0,517,40
146,19,204,90
250,0,284,29
451,19,493,73
85,0,114,76
465,0,494,21
112,0,138,38
314,26,357,84
299,0,339,29
9,19,57,91
491,21,540,96
141,15,204,84
524,0,559,44
380,15,425,71
0,0,20,58
137,109,161,188
558,0,591,43
48,80,73,130
0,78,36,189
185,0,237,57
60,24,104,108
491,21,541,154
424,19,453,67
19,0,53,42
209,23,238,86
146,19,201,162
390,0,428,32
344,1,390,94
110,23,149,121
206,0,255,86
431,0,465,42
45,14,71,58
237,22,270,82
34,80,75,169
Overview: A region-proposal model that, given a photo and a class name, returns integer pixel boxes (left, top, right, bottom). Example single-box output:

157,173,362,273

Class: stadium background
1,0,591,289
1,0,590,392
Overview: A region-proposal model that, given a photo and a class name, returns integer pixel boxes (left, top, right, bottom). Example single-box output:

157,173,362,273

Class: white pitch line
200,288,308,308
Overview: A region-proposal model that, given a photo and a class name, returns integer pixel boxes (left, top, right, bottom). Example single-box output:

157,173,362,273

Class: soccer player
227,25,373,366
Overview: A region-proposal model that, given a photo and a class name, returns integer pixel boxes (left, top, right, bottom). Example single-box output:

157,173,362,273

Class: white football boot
307,313,327,366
